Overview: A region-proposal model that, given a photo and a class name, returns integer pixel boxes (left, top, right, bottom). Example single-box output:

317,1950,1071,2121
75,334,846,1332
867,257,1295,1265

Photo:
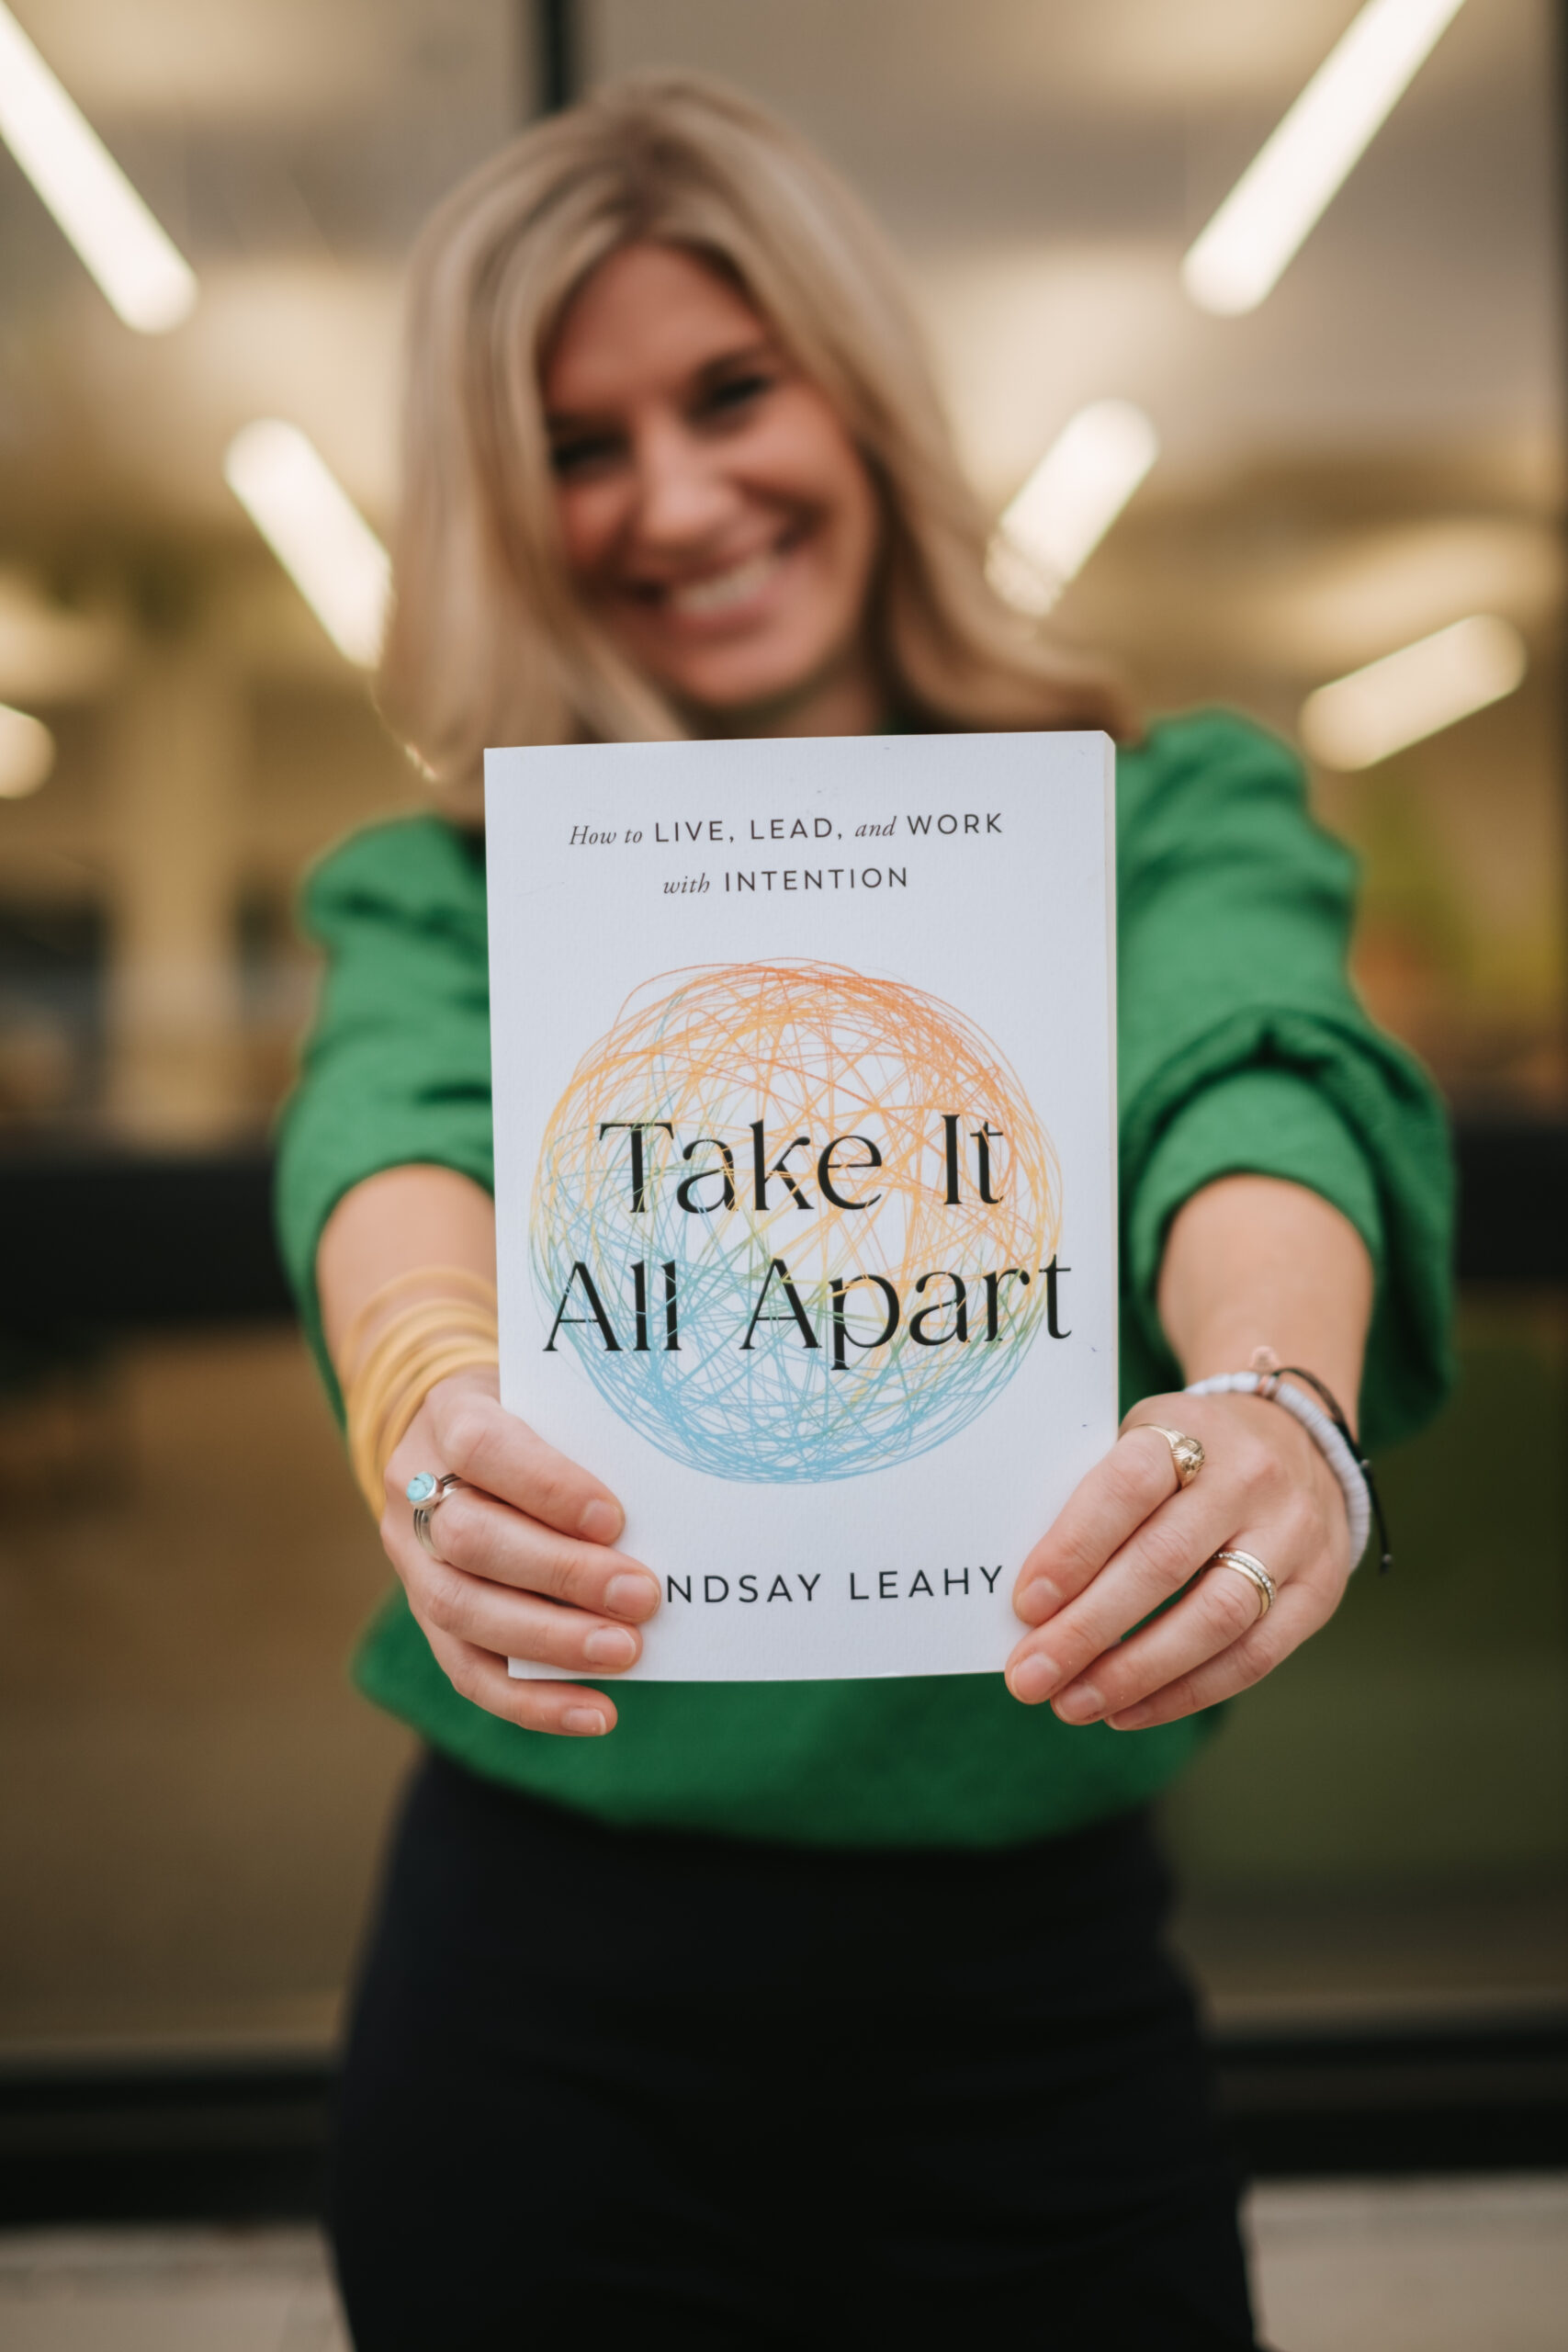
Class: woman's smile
641,528,804,624
543,243,882,732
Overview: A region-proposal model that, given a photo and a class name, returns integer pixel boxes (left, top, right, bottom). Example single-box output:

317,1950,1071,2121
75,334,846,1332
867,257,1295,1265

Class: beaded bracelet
1183,1360,1390,1572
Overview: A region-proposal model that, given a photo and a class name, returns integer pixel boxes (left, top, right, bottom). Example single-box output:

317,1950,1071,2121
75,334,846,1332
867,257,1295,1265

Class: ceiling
596,0,1558,503
0,0,1560,1121
0,0,1554,539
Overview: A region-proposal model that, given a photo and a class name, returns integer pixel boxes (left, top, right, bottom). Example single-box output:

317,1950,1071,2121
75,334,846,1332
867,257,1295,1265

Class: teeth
667,548,781,615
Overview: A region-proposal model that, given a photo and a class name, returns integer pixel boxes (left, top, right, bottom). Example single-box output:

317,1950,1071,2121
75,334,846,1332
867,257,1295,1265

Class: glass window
1,0,1562,2057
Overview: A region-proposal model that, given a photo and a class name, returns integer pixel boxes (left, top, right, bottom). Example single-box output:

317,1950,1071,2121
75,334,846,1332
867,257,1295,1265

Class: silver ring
407,1471,464,1561
1210,1547,1277,1618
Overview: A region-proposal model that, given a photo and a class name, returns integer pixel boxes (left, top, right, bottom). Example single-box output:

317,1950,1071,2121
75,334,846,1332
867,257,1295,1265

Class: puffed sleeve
273,814,495,1416
1114,710,1454,1450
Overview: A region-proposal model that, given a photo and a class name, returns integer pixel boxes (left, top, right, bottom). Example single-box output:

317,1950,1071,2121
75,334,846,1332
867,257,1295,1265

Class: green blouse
276,710,1453,1849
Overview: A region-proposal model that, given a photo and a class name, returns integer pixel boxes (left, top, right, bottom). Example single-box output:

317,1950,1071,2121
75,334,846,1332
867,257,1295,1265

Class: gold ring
1139,1425,1205,1489
1210,1548,1277,1618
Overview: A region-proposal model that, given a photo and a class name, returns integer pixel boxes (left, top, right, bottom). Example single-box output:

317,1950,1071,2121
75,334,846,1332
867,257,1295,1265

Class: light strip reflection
0,2,197,333
0,702,56,798
1300,615,1526,770
1183,0,1468,316
988,401,1159,616
225,421,390,670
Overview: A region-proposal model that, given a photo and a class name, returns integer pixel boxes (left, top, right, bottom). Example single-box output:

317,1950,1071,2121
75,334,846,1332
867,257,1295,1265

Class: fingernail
580,1498,624,1544
605,1570,659,1620
583,1624,637,1667
1054,1681,1102,1724
1009,1653,1058,1704
1015,1581,1056,1624
563,1706,608,1736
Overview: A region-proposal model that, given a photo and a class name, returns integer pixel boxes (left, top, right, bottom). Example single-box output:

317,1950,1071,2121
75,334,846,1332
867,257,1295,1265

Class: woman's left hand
1005,1390,1355,1730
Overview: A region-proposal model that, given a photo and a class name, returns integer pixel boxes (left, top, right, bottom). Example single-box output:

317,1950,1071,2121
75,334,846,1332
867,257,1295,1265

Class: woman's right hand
378,1366,660,1736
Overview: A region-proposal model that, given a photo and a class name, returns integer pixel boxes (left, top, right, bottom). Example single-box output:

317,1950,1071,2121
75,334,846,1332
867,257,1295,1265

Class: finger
424,1385,626,1545
421,1619,619,1736
1101,1583,1325,1731
403,1486,660,1622
1050,1540,1333,1724
1012,1424,1191,1626
417,1556,645,1676
1006,1477,1244,1704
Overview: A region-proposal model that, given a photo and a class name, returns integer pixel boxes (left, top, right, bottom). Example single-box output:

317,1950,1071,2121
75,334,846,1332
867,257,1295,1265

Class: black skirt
330,1750,1259,2349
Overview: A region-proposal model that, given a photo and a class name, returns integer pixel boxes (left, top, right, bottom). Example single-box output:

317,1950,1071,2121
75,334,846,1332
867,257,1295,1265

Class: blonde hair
381,72,1129,805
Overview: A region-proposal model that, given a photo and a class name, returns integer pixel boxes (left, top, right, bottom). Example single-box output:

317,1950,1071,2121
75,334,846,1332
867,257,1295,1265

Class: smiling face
540,242,885,735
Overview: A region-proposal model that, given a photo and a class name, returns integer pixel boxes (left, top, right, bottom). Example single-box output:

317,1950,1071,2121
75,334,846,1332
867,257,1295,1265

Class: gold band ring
1210,1548,1277,1618
1140,1425,1206,1489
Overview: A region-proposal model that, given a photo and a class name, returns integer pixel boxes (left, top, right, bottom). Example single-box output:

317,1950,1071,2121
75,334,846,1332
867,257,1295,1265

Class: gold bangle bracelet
341,1279,500,1518
348,1340,500,1517
339,1264,496,1386
346,1299,499,1408
349,1337,499,1517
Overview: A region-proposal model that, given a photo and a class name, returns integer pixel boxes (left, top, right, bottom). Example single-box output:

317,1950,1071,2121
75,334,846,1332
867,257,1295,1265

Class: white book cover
485,730,1117,1682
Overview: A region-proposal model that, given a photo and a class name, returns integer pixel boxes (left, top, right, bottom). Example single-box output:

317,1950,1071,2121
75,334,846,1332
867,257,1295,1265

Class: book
485,729,1117,1681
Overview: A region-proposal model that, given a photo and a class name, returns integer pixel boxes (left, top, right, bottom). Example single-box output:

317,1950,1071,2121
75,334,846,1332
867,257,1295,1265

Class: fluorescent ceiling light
988,400,1159,615
1183,0,1469,316
0,1,197,333
1300,615,1526,770
0,703,56,798
1256,519,1560,679
225,421,390,669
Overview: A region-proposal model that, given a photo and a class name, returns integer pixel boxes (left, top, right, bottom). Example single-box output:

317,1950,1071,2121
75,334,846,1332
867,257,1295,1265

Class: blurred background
0,0,1563,2341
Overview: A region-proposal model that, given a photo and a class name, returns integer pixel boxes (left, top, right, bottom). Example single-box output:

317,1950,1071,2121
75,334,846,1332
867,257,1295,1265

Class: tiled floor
0,2226,345,2352
1247,2176,1568,2351
0,2177,1564,2350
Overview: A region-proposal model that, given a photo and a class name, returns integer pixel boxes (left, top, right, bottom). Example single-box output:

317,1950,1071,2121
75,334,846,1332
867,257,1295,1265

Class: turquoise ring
407,1471,464,1559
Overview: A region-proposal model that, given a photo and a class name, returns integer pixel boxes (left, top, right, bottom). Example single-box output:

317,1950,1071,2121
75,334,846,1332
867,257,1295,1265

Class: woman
278,74,1451,2349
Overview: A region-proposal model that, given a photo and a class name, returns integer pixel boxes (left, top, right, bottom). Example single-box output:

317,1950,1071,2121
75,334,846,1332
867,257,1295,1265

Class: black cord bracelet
1268,1363,1393,1575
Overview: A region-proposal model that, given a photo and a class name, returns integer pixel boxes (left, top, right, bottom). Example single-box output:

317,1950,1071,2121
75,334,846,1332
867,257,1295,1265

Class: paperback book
485,729,1117,1680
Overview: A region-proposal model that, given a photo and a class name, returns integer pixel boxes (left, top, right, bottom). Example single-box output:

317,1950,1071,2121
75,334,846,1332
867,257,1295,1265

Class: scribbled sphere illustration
531,961,1060,1481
